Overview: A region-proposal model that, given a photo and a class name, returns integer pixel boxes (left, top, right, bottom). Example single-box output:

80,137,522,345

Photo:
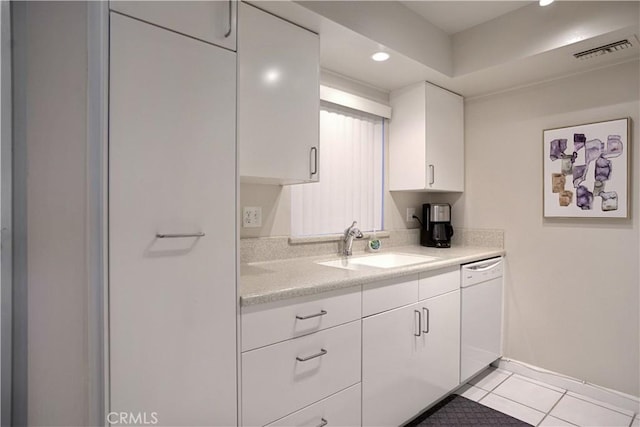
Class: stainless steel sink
317,253,439,270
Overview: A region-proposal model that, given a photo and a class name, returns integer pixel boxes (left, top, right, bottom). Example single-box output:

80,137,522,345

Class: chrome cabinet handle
310,146,318,177
296,348,327,362
296,310,327,320
414,310,421,337
156,232,205,239
428,164,435,185
224,0,232,38
422,307,430,334
317,418,328,427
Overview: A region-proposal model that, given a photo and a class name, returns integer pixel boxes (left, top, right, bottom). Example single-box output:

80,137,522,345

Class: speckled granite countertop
240,245,505,306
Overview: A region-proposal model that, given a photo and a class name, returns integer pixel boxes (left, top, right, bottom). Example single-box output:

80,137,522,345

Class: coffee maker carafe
420,203,454,248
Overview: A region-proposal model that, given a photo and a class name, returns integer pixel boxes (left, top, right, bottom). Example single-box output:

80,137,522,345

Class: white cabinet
242,287,361,351
110,0,237,51
266,383,361,427
389,82,464,192
362,274,419,317
242,321,361,427
109,13,237,426
362,290,460,426
240,288,361,426
238,2,320,184
419,266,459,300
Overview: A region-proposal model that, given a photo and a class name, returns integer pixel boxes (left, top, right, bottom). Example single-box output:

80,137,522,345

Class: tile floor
455,367,639,427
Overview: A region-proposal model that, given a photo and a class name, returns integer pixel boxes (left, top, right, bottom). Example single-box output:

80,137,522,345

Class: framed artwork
543,118,630,218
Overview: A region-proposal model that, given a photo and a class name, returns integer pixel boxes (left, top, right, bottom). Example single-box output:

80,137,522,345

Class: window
291,102,384,236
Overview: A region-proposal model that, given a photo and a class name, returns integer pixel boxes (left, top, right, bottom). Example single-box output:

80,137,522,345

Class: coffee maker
420,203,454,248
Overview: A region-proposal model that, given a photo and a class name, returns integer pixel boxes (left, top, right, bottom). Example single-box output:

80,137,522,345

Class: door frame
1,1,12,424
87,2,110,426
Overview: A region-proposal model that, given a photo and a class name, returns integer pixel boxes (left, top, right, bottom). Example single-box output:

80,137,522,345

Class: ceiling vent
573,39,633,60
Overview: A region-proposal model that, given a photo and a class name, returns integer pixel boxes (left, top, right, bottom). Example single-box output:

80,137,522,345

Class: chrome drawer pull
296,348,327,362
156,232,205,239
317,418,328,427
296,310,327,320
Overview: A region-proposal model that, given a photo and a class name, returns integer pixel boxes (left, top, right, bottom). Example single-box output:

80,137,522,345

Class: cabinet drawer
419,267,459,300
242,287,361,351
266,383,361,427
242,321,361,427
362,274,419,317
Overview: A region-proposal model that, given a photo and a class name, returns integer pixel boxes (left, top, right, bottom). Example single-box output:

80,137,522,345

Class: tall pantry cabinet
108,7,237,426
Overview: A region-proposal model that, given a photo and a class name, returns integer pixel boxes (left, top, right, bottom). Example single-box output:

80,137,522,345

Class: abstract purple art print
543,118,630,218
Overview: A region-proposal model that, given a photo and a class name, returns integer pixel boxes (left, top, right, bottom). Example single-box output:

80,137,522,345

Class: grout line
537,413,550,427
540,390,581,427
513,373,567,394
475,370,513,403
567,391,636,418
483,389,546,415
496,358,640,413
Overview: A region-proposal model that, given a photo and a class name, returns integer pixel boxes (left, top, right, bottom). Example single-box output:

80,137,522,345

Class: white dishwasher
460,257,504,383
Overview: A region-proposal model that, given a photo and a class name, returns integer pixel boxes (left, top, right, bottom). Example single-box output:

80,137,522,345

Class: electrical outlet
243,207,262,228
407,207,416,222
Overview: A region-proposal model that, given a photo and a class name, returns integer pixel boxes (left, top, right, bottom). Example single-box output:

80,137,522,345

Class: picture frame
543,118,630,218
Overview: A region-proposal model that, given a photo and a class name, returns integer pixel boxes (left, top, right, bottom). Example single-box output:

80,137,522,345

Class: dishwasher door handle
464,259,501,272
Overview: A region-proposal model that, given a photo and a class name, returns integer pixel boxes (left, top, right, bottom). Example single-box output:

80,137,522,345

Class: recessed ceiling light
539,0,554,6
371,52,390,62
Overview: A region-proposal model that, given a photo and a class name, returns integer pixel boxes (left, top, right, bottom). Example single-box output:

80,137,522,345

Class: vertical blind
291,103,384,236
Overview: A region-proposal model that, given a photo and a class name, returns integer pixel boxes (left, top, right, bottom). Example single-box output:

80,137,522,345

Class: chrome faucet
343,221,364,256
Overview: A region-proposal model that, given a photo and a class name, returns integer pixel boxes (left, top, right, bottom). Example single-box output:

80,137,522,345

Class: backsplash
451,228,504,249
240,228,504,263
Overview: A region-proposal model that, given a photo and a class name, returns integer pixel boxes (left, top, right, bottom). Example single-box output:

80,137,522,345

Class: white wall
459,60,639,396
15,2,90,425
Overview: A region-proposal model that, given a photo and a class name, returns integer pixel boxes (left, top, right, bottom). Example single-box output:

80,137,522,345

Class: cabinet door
110,0,236,51
388,82,427,191
425,83,464,191
420,290,461,400
362,291,460,426
238,2,319,184
109,14,237,426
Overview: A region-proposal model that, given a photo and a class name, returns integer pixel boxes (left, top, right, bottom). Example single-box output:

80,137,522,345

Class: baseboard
493,358,640,414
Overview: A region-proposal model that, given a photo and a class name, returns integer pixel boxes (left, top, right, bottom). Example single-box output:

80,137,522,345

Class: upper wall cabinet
109,1,237,51
389,82,464,192
238,2,320,185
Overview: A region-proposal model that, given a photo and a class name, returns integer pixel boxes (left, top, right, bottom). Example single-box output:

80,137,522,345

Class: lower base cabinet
362,290,461,426
241,264,498,426
266,384,361,427
241,320,361,426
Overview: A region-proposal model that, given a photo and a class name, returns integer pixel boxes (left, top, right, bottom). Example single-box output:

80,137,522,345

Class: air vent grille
573,39,633,60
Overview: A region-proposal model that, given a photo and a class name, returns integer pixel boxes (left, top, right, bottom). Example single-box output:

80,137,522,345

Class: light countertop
240,245,505,306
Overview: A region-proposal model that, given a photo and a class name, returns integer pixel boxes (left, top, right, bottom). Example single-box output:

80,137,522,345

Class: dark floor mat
405,394,533,427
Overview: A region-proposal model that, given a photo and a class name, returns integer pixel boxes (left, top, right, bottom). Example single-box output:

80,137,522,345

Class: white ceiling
254,1,640,97
399,1,532,35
